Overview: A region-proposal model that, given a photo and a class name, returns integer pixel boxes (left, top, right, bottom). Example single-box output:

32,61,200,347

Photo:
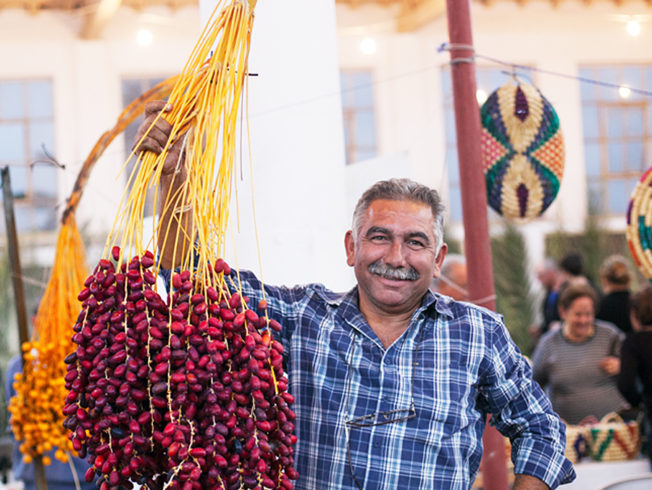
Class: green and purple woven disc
626,166,652,281
480,81,564,220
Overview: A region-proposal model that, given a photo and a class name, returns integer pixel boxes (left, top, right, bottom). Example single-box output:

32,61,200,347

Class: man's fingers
145,124,172,146
144,100,170,118
134,119,174,154
137,139,164,155
141,115,173,139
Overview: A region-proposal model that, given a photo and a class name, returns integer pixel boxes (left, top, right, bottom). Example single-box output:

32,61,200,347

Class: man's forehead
362,199,435,232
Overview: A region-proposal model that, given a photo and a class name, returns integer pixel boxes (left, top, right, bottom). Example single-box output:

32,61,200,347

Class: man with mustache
137,104,575,489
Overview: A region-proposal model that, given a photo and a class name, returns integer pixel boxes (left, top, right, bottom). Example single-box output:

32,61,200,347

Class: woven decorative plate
480,81,564,220
626,166,652,280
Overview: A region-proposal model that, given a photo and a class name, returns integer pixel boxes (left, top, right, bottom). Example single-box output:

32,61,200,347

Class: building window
579,65,652,215
0,79,56,232
441,67,513,223
340,70,377,165
121,77,168,217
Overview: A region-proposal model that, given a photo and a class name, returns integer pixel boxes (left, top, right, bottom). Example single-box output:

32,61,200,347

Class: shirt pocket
408,361,477,444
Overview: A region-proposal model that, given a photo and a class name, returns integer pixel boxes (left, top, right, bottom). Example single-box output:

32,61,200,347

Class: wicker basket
587,412,641,462
563,417,596,464
626,166,652,280
480,80,564,221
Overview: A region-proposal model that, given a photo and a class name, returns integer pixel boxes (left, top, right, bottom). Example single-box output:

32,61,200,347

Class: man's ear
432,243,448,279
344,230,355,267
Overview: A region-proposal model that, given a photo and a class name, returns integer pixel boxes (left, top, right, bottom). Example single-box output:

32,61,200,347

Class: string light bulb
619,85,632,98
626,19,641,36
137,28,153,47
360,37,377,55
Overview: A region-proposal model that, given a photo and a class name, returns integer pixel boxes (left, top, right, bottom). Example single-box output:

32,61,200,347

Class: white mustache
368,261,419,281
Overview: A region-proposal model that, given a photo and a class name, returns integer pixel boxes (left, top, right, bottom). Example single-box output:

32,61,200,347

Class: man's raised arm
133,100,193,270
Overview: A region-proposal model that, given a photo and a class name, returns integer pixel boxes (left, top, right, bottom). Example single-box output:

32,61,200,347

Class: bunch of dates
63,247,298,489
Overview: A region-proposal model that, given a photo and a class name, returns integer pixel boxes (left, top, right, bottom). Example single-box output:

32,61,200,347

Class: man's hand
513,474,550,490
134,100,186,177
599,356,621,376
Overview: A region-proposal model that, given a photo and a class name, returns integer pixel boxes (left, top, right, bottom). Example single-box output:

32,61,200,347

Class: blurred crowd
532,253,652,464
433,250,652,467
529,251,652,466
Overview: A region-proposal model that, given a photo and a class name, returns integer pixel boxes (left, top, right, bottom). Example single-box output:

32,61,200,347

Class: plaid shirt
156,264,574,488
233,270,575,489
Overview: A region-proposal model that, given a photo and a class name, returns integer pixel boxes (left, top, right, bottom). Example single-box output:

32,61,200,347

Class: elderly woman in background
532,283,628,424
618,286,652,466
596,254,633,334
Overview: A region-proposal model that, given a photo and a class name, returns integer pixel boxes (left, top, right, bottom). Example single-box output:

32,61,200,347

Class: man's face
345,199,446,316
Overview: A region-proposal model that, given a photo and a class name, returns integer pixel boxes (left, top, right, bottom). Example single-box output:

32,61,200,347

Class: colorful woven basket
563,416,596,464
480,81,565,221
587,412,640,462
626,166,652,280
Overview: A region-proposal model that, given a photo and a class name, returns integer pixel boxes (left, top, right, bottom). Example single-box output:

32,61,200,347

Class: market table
565,458,651,489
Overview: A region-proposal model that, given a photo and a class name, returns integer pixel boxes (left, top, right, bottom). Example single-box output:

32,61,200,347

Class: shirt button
373,439,382,448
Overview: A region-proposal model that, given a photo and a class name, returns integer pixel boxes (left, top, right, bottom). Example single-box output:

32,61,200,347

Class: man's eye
407,240,425,248
370,235,388,242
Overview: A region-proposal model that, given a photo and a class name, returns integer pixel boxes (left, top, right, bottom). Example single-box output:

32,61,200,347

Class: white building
1,0,651,305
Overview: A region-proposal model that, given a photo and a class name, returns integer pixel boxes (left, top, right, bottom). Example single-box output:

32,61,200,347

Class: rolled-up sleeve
480,318,576,488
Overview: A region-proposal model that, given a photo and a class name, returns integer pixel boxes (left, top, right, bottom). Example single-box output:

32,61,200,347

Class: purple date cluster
63,247,298,489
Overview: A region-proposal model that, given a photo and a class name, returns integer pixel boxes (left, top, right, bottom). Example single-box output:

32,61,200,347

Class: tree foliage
491,223,537,356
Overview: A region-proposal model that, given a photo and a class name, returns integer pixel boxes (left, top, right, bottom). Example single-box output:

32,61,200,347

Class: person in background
596,254,633,334
558,252,593,290
530,258,563,344
5,354,95,490
617,285,652,466
531,283,628,424
430,253,469,301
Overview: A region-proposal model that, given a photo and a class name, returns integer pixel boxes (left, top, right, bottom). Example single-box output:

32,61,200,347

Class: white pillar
200,0,349,290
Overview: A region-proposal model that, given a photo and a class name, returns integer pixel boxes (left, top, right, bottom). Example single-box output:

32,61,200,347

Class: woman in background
532,283,628,424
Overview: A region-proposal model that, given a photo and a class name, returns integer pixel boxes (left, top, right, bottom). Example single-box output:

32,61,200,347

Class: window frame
340,69,378,165
580,64,652,216
0,78,57,233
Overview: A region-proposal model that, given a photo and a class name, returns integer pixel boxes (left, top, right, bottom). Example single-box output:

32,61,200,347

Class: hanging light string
438,42,652,98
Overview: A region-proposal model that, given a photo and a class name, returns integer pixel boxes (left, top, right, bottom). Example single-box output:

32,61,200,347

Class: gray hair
351,178,445,251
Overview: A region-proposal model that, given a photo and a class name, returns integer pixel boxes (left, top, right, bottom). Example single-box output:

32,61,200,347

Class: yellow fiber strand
9,216,88,463
105,0,257,293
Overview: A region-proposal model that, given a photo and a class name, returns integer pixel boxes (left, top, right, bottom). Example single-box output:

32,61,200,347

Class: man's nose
385,241,407,266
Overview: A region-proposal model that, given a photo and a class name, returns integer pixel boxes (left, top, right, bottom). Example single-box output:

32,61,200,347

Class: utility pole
2,167,48,490
444,2,509,489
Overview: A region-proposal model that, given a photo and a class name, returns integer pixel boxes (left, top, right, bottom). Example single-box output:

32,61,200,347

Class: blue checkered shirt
233,270,576,489
158,265,576,488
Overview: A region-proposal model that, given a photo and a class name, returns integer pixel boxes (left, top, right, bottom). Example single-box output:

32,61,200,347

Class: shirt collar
429,290,456,319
